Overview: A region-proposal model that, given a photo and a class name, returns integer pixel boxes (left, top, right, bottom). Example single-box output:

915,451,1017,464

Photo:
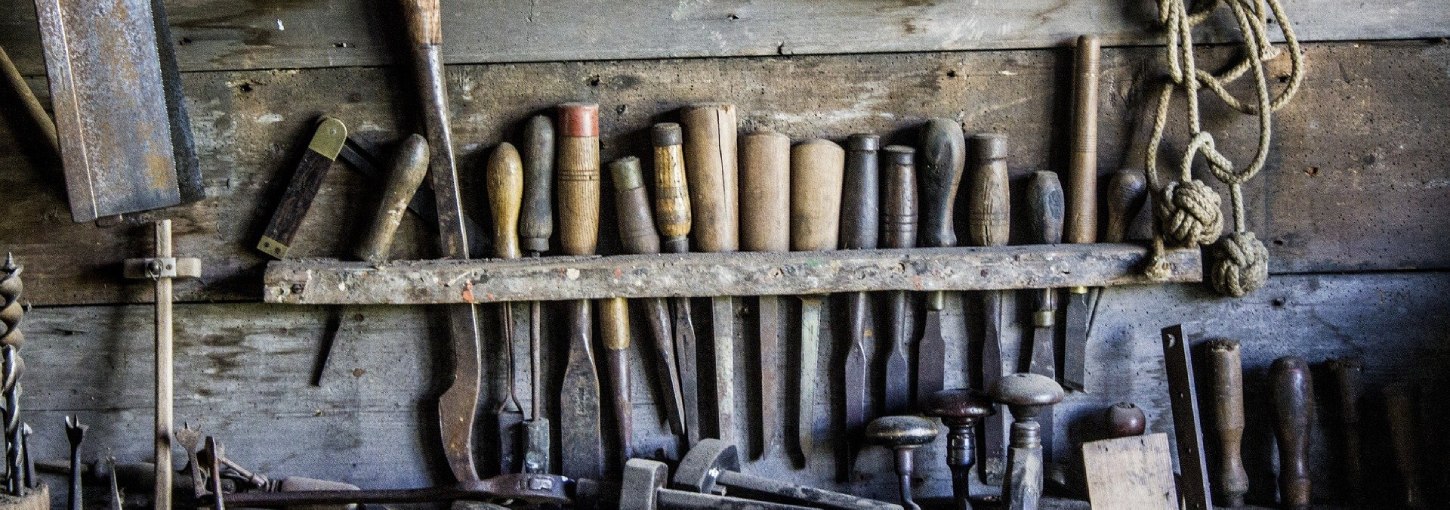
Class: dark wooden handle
520,115,555,254
880,146,917,250
1204,339,1249,507
1066,35,1101,244
1104,170,1147,243
1383,384,1424,508
1026,171,1064,246
1326,357,1364,504
917,118,966,248
739,129,791,252
681,104,738,253
840,134,881,250
1104,402,1146,438
967,134,1010,248
1270,356,1314,510
400,0,442,46
356,134,430,263
651,123,692,254
790,140,845,252
487,142,524,260
611,157,661,256
556,103,600,256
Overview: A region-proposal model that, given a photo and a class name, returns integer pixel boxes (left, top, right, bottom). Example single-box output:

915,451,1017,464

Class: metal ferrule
1033,310,1055,328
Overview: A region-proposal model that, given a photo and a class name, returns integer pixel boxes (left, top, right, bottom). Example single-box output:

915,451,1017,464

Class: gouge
257,117,347,259
916,119,965,415
791,139,845,465
519,115,554,474
557,103,604,481
681,104,740,444
840,134,881,475
740,128,791,460
880,145,916,417
1023,170,1060,463
1270,357,1313,510
487,142,526,475
969,134,1011,483
1063,35,1101,392
651,123,700,447
1204,340,1248,507
399,0,485,486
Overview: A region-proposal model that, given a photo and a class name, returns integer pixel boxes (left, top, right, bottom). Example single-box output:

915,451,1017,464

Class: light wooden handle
601,296,631,350
840,134,881,250
487,142,524,260
1104,169,1147,243
879,146,917,250
520,115,555,254
967,134,1010,248
356,134,429,262
681,104,739,253
611,157,661,256
556,103,600,256
740,129,791,252
1067,35,1101,244
790,139,845,252
918,118,965,249
651,123,692,253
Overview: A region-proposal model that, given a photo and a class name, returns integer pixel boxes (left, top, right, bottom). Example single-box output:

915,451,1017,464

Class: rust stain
461,281,476,302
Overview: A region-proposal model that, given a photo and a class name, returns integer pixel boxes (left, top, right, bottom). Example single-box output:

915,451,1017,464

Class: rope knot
1207,231,1270,297
1155,179,1223,247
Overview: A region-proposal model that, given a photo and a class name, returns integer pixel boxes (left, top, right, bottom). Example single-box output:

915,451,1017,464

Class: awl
914,119,965,414
790,139,845,464
740,128,791,460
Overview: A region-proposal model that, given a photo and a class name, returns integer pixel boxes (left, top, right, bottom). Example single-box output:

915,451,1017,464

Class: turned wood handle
1204,339,1249,506
556,103,600,256
880,146,918,250
487,142,524,260
681,104,739,253
840,134,881,250
356,134,429,263
1383,384,1423,508
400,0,442,47
1103,170,1147,243
1104,402,1146,438
1270,356,1314,510
1067,35,1101,244
1026,171,1062,314
520,115,555,254
918,118,966,249
611,157,661,256
651,123,692,254
739,129,791,253
967,134,1010,248
790,140,845,252
1326,357,1364,504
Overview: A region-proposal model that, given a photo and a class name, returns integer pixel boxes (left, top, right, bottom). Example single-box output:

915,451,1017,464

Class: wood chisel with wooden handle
1063,35,1101,392
790,139,845,466
257,117,348,259
740,128,791,460
603,157,659,468
556,103,605,481
916,119,965,417
839,134,881,477
487,143,526,475
600,294,634,472
880,145,916,417
651,122,700,448
519,115,554,474
1024,170,1061,465
681,104,740,444
398,0,486,486
969,133,1011,484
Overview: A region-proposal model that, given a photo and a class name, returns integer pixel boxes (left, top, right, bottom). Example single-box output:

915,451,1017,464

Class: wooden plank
2,0,1447,74
1082,433,1178,510
260,245,1202,304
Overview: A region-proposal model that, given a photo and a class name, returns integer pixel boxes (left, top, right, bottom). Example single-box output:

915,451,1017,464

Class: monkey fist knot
1209,232,1269,297
1156,179,1223,246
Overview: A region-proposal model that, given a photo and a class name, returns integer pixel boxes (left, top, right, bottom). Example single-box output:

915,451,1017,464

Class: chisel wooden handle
881,146,917,417
841,134,880,251
520,115,555,254
601,296,633,463
1026,171,1064,247
740,130,792,252
1204,340,1248,507
791,140,846,251
881,147,919,251
681,104,738,253
1067,35,1100,244
652,123,692,254
1103,170,1147,243
918,118,966,249
356,134,429,262
1270,356,1313,510
968,134,1010,248
557,104,600,256
487,143,524,260
612,157,659,255
1383,384,1424,508
1326,357,1364,504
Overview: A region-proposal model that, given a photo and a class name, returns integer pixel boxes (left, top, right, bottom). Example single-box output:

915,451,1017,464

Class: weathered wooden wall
1,1,1448,508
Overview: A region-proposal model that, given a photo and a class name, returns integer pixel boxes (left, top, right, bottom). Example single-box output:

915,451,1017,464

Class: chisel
603,157,661,466
1024,171,1062,463
916,119,966,415
790,139,845,464
519,115,554,474
651,123,700,447
486,143,526,475
681,104,740,444
399,0,485,486
969,133,1011,484
556,103,605,481
840,134,881,476
1063,35,1102,392
740,128,791,460
879,145,916,417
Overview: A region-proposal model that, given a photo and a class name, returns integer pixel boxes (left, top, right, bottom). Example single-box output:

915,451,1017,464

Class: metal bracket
124,257,202,280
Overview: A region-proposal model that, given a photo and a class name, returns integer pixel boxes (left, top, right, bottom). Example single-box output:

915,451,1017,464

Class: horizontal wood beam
262,244,1202,304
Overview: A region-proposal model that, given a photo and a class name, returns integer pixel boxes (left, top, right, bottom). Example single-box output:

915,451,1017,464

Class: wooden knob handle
1326,357,1364,504
1026,171,1064,246
739,129,791,252
1383,384,1424,508
1067,35,1101,244
681,104,739,253
651,123,692,254
880,146,918,250
356,134,429,263
611,157,661,256
790,140,845,252
520,115,555,254
918,118,966,249
967,134,1010,248
1204,339,1249,506
1104,170,1147,243
1270,356,1314,510
487,142,524,260
556,103,600,256
400,0,442,46
840,134,881,250
1104,402,1146,438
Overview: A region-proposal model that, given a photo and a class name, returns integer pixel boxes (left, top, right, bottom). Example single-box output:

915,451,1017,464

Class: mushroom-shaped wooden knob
926,389,995,510
992,373,1064,510
993,373,1066,422
867,415,939,510
1105,402,1147,439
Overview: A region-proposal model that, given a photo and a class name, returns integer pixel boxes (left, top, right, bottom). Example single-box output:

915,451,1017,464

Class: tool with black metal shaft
993,373,1065,510
520,114,555,474
614,156,686,444
673,439,904,510
681,104,740,444
740,128,791,460
652,122,700,447
970,134,1013,481
1204,340,1248,507
1063,34,1101,393
1270,356,1313,510
925,389,994,510
66,416,86,510
916,119,965,416
1326,357,1363,505
879,145,917,419
1383,383,1423,508
839,134,880,473
1023,171,1061,464
487,142,526,475
791,139,845,465
557,103,605,481
866,416,938,510
399,0,486,487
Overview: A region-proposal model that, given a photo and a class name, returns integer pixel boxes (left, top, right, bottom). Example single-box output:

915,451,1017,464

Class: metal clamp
124,257,202,280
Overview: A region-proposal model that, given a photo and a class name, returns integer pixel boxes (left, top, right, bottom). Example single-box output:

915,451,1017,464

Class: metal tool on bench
192,437,361,500
672,439,902,510
878,145,916,440
1,254,28,499
915,119,966,416
520,115,556,474
557,103,606,481
1023,171,1060,462
739,128,791,460
1203,340,1248,507
839,134,880,474
256,117,348,259
866,416,938,510
65,416,87,510
1161,324,1213,510
616,458,812,510
652,122,700,447
924,389,994,510
1063,35,1102,392
992,373,1064,510
488,142,526,474
791,139,845,465
1270,357,1313,510
1326,357,1364,504
969,134,1013,482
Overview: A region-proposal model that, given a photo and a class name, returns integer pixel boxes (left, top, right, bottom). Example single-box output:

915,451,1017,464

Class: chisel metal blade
798,295,825,462
674,297,701,447
914,291,946,411
1063,287,1092,391
644,298,686,436
560,300,604,481
841,292,869,477
1029,297,1057,462
758,295,784,459
884,290,912,416
980,289,1009,485
710,296,737,445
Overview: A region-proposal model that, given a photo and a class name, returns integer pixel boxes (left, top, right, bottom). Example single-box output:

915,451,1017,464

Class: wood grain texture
1081,433,1178,510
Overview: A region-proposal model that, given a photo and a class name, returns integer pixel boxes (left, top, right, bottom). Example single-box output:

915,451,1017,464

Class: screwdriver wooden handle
1204,339,1249,507
600,296,633,462
1067,35,1101,244
651,123,692,254
840,134,880,250
1383,384,1424,508
611,157,660,255
1103,170,1147,243
968,134,1010,248
487,143,524,260
1326,357,1364,504
740,129,791,252
1270,356,1314,510
557,103,600,256
520,115,555,254
790,140,845,252
918,118,966,249
356,134,429,263
880,146,919,250
681,104,739,253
